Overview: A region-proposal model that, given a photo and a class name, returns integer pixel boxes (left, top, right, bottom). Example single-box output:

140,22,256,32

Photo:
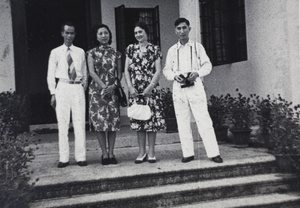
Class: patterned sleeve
125,44,133,58
87,48,94,58
116,50,122,59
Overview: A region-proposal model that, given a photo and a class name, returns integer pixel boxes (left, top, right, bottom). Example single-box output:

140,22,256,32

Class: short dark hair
134,21,149,35
92,24,112,45
174,18,190,27
61,21,76,32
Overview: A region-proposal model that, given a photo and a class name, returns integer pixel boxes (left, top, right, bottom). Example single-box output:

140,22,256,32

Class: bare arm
124,56,138,98
81,52,88,90
117,58,122,80
143,57,162,97
87,54,107,89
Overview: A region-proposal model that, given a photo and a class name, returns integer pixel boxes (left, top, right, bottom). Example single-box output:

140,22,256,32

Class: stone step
31,143,277,201
30,173,299,208
177,192,300,208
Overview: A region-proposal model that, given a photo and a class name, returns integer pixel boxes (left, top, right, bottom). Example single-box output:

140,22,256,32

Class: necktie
67,47,77,80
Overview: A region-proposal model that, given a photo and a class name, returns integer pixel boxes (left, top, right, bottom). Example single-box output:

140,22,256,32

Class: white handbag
127,99,151,121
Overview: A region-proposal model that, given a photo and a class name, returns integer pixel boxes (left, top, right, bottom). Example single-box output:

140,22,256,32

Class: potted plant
228,89,256,145
161,88,178,133
264,95,300,173
254,95,273,149
208,94,231,142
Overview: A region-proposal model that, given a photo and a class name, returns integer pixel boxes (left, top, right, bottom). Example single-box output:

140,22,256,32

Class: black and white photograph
1,0,299,207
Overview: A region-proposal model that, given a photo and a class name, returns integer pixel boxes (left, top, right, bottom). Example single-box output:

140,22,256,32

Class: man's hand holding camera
186,72,199,82
174,72,199,88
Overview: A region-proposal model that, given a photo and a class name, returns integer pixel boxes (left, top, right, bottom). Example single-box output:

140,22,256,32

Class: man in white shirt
163,18,223,163
47,22,88,168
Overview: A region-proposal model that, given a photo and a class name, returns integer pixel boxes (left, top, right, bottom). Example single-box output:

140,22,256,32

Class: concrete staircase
29,127,300,208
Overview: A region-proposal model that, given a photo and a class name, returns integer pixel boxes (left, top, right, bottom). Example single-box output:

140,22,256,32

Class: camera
179,72,194,88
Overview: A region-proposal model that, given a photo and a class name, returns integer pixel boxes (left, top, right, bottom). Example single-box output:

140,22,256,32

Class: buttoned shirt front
47,44,87,94
163,39,212,81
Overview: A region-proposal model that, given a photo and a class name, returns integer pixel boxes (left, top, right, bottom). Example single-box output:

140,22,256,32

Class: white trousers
173,80,220,158
55,81,86,162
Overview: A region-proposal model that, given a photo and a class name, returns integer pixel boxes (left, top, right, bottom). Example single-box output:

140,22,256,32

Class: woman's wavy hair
92,24,112,46
134,21,149,35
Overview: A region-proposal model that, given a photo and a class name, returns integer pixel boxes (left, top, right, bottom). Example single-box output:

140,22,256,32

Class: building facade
0,0,299,128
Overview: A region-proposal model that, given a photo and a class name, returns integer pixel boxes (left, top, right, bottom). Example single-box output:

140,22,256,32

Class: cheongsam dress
88,45,121,131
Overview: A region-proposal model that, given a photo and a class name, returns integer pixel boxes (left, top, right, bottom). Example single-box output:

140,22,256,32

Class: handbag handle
133,96,149,105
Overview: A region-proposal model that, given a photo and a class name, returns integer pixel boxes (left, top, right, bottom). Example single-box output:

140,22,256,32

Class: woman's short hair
134,21,149,35
93,24,112,45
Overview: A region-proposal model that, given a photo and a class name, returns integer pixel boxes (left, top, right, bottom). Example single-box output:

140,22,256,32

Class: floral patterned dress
126,43,165,132
88,45,121,132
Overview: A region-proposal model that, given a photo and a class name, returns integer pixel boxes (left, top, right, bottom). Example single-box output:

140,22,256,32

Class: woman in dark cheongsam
124,22,165,164
87,24,122,165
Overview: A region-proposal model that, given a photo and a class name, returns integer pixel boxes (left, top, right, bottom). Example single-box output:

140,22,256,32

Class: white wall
0,0,15,92
204,0,300,105
179,0,201,43
287,0,300,105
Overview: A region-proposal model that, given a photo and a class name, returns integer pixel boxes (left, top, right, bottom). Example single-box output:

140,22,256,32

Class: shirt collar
176,39,194,50
63,44,74,51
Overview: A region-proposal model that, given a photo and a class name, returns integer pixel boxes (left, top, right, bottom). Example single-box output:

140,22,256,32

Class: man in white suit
47,22,88,168
163,18,223,163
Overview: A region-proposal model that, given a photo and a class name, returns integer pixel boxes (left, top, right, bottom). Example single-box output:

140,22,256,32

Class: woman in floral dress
124,22,165,164
87,24,122,165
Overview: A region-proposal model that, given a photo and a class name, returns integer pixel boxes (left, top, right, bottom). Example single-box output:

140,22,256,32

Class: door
12,0,101,126
115,5,161,70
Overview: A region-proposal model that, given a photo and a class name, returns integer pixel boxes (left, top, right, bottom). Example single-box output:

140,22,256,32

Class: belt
59,79,82,84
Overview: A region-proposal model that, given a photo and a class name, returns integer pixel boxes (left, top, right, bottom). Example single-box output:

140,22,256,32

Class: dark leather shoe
212,155,223,163
181,156,194,163
57,162,69,168
109,157,118,165
77,161,87,166
101,156,109,165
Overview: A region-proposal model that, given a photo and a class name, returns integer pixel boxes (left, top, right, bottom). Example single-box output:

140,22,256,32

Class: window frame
199,0,247,66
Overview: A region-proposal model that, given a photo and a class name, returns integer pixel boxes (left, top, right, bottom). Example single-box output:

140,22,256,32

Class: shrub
160,88,176,119
254,94,300,173
208,94,231,129
0,91,38,208
227,89,257,130
267,96,300,155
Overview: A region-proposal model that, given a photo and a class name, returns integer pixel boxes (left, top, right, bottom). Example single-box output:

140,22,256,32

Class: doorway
115,5,160,70
12,0,101,126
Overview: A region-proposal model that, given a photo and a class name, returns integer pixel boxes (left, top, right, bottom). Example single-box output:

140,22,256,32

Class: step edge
32,159,277,187
179,192,300,208
30,173,298,208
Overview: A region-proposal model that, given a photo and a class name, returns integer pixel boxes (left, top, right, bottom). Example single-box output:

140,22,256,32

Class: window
200,0,247,66
115,5,160,69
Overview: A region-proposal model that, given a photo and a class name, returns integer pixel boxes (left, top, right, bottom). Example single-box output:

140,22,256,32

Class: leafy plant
228,89,256,130
267,95,300,155
254,94,300,173
254,95,273,148
160,88,176,119
0,91,38,208
208,94,231,129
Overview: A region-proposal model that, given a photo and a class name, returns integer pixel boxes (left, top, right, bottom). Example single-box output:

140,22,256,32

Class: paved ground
28,125,275,186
